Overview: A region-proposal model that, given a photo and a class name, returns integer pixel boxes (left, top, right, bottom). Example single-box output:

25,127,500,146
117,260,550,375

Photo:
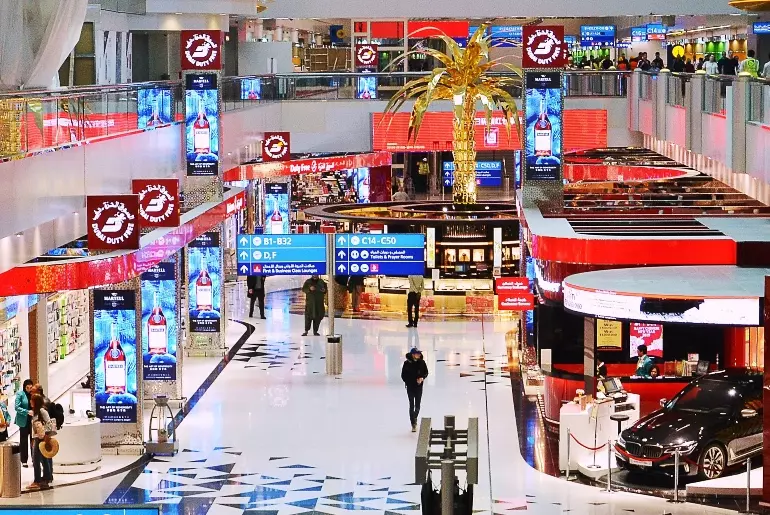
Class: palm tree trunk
452,99,476,205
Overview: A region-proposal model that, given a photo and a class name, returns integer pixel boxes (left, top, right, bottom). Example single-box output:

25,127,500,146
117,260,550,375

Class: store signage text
262,132,291,161
132,178,180,228
522,26,566,68
181,30,222,70
87,195,140,250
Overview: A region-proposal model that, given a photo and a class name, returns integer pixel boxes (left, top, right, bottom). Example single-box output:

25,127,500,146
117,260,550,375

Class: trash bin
326,335,343,375
0,442,21,498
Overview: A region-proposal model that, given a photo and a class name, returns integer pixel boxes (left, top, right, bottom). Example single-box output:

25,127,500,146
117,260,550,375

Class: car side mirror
741,408,758,418
659,398,667,408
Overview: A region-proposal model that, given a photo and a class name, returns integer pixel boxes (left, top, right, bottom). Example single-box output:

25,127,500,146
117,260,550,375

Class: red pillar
763,276,770,505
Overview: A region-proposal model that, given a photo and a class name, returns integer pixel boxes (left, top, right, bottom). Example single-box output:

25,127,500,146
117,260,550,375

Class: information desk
54,417,102,473
558,394,640,473
358,277,494,315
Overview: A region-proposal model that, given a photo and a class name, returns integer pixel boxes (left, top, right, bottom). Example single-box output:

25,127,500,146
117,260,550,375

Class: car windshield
668,379,743,415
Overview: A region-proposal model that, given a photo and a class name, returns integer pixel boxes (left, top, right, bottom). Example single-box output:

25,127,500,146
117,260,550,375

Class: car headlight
617,434,626,447
664,440,697,455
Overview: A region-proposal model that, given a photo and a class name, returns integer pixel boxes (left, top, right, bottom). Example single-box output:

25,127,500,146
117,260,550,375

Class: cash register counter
558,393,641,474
357,277,495,315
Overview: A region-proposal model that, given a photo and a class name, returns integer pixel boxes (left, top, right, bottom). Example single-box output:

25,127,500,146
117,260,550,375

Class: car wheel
699,443,727,480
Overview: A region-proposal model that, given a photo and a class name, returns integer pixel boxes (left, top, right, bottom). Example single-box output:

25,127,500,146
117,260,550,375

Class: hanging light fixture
255,0,273,13
728,0,770,10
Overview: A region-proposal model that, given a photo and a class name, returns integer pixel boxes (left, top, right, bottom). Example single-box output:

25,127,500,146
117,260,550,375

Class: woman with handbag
29,394,55,490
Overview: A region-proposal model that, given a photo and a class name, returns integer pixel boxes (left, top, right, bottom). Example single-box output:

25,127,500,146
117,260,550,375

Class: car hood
623,409,727,447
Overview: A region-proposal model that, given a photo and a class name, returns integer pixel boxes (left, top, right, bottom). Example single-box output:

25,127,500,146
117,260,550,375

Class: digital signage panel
356,76,378,99
93,290,138,423
580,25,616,46
524,72,562,181
442,161,503,187
188,232,221,333
646,24,667,41
631,26,648,42
240,78,262,100
754,22,770,34
185,73,219,177
265,182,290,234
138,88,172,129
141,263,177,381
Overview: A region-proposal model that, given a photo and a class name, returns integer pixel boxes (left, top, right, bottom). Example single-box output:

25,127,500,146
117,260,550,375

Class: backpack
45,401,64,430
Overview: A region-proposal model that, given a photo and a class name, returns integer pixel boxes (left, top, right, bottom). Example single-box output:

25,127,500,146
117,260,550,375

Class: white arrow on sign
239,251,248,259
338,264,346,273
239,265,249,274
337,235,346,245
337,250,346,259
239,236,249,246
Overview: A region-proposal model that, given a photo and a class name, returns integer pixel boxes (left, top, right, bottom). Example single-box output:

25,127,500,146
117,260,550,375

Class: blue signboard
442,161,502,187
754,22,770,34
646,24,667,40
469,25,521,47
564,35,577,46
631,26,648,42
237,234,327,276
335,234,425,276
580,25,615,46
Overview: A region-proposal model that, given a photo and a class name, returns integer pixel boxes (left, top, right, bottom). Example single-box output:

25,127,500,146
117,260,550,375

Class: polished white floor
3,287,746,514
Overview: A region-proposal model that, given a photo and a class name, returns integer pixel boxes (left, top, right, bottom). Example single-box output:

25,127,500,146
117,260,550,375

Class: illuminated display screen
141,263,177,381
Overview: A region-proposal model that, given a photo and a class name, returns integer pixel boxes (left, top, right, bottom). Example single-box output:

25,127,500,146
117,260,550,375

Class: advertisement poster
138,88,172,129
188,232,221,333
141,263,177,381
240,78,261,100
524,72,562,181
630,323,663,358
264,182,289,234
93,290,138,423
185,73,219,177
596,319,622,349
356,77,378,99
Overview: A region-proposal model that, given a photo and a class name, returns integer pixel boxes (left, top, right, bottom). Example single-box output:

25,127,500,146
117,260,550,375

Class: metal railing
667,73,690,107
639,71,657,101
703,75,732,115
748,78,770,124
0,70,630,159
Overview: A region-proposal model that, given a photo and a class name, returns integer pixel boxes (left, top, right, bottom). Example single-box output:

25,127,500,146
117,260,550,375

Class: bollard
606,439,612,493
565,429,575,481
668,451,681,503
441,459,455,515
746,457,752,514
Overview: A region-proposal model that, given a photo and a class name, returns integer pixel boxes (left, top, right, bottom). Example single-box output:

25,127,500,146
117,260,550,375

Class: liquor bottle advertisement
185,73,220,177
240,78,262,100
264,182,289,234
187,231,222,333
524,72,562,181
137,88,172,129
140,263,178,381
93,290,138,423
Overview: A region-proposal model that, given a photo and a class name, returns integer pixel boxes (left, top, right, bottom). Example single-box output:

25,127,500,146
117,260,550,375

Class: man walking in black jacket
401,348,429,432
246,274,266,319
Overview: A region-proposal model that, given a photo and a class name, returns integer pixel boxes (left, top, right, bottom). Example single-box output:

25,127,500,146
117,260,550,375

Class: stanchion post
606,439,612,493
746,457,752,514
565,429,573,480
672,451,680,503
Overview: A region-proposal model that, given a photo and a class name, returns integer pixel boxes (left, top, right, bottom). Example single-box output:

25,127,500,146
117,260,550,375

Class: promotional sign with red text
496,277,530,293
355,44,379,69
372,111,607,152
225,151,392,181
87,195,141,250
522,26,567,68
497,293,536,311
132,179,180,228
629,323,664,358
262,132,291,161
181,31,223,70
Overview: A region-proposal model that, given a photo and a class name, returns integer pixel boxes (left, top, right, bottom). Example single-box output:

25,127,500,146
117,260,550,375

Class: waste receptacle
0,442,21,498
326,335,343,375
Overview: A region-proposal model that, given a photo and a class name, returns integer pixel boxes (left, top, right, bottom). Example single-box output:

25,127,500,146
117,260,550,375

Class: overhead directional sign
236,234,327,276
334,233,425,276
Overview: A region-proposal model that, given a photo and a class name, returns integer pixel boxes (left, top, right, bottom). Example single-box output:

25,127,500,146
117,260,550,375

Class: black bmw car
615,371,762,480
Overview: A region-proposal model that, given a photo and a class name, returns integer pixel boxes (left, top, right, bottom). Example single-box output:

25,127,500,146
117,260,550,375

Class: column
655,69,669,142
583,317,596,395
687,71,705,155
728,74,750,174
628,69,641,133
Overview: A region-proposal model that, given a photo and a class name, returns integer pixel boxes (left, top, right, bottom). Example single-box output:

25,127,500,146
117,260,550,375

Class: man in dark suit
246,275,266,319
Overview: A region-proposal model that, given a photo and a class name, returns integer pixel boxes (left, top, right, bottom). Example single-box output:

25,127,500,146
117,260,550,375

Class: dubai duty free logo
356,45,377,67
184,33,220,68
525,29,563,67
137,184,176,225
264,134,289,160
91,200,137,246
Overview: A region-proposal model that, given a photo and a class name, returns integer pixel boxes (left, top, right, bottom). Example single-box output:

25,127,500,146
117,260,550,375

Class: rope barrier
569,433,607,451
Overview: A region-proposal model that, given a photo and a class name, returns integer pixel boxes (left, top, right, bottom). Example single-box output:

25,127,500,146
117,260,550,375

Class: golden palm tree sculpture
383,24,522,204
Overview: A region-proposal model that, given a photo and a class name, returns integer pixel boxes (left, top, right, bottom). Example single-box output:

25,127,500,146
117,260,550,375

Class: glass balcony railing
0,71,630,159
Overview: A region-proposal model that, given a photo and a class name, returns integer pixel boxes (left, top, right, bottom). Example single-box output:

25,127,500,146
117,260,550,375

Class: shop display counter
53,417,102,473
358,277,494,315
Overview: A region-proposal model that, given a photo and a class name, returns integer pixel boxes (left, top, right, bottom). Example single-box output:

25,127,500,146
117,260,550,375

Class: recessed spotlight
15,232,22,238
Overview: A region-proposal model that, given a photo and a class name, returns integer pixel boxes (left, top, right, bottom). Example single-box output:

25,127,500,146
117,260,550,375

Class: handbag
32,420,45,439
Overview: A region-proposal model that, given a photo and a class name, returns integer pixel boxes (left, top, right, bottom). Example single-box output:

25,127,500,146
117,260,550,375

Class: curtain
0,0,88,89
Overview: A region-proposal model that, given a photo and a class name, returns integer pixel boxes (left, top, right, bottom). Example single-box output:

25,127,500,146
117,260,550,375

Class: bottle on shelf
193,98,210,154
148,291,168,354
195,257,213,311
104,322,127,395
534,98,553,157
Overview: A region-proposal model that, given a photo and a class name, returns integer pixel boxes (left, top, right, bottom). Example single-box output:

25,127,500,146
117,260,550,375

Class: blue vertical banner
524,72,563,182
264,182,289,234
93,290,138,423
141,263,178,381
138,88,172,128
185,73,220,177
188,232,222,333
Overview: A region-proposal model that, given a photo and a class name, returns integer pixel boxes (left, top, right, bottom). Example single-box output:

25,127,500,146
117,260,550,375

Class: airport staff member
635,345,654,378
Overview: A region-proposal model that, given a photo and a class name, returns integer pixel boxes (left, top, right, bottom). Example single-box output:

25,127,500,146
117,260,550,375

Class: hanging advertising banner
185,73,219,177
596,319,622,350
264,182,290,234
522,26,566,68
141,263,178,381
181,30,223,70
87,195,140,250
137,88,172,129
224,151,391,181
262,132,291,161
524,72,563,182
93,290,138,423
355,44,379,70
188,231,221,333
630,323,663,358
132,178,180,228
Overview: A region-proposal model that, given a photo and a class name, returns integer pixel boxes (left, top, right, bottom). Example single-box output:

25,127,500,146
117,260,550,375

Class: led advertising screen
93,290,138,423
264,182,290,234
141,263,177,381
188,232,221,333
753,22,770,34
356,76,378,99
185,73,219,177
524,72,562,182
138,88,172,129
630,323,663,358
240,78,262,100
352,168,370,203
514,150,522,189
580,25,615,46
